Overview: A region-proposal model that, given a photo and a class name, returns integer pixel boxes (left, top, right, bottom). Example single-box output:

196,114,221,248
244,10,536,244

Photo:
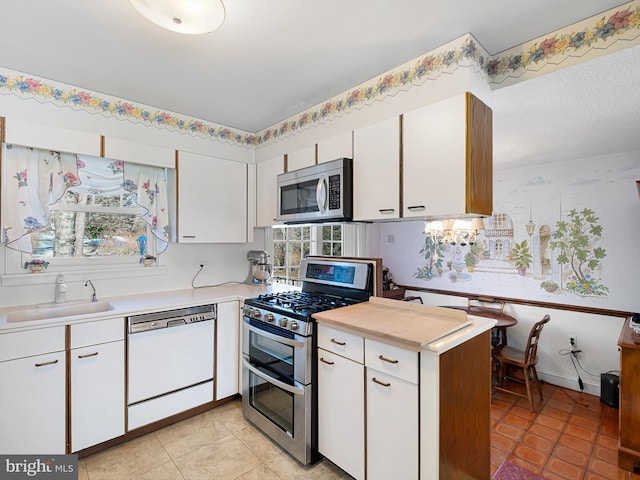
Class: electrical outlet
569,335,578,351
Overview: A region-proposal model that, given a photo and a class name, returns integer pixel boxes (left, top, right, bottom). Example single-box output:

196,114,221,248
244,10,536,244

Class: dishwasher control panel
127,304,216,334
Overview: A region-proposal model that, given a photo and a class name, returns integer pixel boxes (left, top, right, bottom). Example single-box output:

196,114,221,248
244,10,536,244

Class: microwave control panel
328,174,341,210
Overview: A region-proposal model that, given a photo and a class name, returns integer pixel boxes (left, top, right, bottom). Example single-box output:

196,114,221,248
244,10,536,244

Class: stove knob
281,318,288,328
244,307,252,317
265,313,275,322
290,320,299,331
252,310,262,320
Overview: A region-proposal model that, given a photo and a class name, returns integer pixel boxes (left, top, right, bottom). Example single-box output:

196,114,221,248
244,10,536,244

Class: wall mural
382,151,640,312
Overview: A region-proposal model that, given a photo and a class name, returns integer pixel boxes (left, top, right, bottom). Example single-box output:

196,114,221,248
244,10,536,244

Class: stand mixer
245,250,272,285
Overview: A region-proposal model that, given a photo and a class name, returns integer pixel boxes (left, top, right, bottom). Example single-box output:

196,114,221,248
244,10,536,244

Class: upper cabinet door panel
177,151,247,243
256,155,284,227
287,146,316,172
352,117,400,221
5,118,100,156
403,92,492,218
318,133,352,164
103,137,175,168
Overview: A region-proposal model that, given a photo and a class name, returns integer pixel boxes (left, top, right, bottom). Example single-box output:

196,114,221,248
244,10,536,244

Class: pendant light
129,0,226,35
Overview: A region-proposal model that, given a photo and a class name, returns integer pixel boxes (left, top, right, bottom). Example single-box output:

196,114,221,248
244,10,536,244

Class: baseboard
537,369,600,397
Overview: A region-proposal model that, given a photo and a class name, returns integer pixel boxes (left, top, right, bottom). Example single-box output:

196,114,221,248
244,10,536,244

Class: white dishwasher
127,304,216,430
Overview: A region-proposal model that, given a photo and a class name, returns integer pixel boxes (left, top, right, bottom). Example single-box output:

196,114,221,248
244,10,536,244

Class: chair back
467,296,505,314
524,315,550,364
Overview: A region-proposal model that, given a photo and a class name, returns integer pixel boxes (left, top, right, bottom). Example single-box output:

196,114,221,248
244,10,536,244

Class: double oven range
242,258,373,465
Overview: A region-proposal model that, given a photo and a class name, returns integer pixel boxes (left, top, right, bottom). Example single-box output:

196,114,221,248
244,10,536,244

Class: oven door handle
242,358,304,395
243,320,306,348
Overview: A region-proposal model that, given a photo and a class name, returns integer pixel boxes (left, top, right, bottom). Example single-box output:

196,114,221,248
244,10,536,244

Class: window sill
1,264,168,287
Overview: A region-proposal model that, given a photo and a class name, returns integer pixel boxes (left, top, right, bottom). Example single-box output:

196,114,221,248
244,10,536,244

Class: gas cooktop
245,291,359,318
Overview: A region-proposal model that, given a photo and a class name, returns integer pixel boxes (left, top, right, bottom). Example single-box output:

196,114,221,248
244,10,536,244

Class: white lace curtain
2,144,169,255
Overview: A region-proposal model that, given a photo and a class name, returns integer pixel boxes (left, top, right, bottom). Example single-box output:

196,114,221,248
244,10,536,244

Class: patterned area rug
493,460,548,480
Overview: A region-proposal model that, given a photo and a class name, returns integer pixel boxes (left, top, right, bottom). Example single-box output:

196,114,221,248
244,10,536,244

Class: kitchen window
268,223,367,285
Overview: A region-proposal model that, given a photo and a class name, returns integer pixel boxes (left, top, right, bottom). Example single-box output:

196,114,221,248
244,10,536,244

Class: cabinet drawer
0,327,65,362
365,338,418,384
318,324,364,363
71,317,125,348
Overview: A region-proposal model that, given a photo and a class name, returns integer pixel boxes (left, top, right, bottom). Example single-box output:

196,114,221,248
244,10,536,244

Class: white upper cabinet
317,133,352,164
287,145,316,172
177,151,247,243
255,155,284,227
103,136,175,168
403,92,493,219
4,118,100,156
352,116,400,221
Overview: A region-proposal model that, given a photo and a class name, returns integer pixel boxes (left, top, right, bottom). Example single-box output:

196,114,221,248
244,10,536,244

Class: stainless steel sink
6,301,115,323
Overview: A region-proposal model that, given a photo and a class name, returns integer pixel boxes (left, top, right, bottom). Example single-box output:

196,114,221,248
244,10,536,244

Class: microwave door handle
316,175,327,215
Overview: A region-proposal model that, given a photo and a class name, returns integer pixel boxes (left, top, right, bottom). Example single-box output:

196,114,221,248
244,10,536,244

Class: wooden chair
492,314,550,411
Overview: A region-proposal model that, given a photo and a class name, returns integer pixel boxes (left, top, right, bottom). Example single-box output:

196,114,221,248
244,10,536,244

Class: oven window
280,179,320,215
248,370,295,434
249,329,294,380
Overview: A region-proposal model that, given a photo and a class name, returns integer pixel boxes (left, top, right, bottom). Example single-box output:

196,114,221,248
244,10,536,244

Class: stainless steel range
242,258,373,465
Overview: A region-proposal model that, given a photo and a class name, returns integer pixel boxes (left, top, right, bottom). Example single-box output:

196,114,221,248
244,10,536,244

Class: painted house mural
381,151,640,312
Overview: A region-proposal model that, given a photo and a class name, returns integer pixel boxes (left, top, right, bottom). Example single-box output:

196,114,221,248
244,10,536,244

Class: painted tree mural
550,208,608,296
414,234,444,280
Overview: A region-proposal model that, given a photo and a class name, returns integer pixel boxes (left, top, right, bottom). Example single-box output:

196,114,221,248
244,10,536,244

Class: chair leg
532,366,544,401
523,367,534,411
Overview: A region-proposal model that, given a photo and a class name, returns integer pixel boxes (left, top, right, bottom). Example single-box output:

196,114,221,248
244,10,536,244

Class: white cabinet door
256,155,284,227
317,133,352,164
366,368,419,480
215,301,240,400
287,146,315,172
403,92,492,218
71,340,125,452
352,117,400,221
178,151,247,242
317,348,364,480
0,351,66,454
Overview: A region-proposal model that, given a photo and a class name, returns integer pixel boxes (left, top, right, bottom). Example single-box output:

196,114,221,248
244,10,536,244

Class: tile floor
79,385,637,480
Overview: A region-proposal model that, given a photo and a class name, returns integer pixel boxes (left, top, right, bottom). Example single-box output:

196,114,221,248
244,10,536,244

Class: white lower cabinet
317,348,365,480
366,368,419,480
0,326,66,454
70,318,125,452
0,350,66,454
215,300,240,400
71,340,125,452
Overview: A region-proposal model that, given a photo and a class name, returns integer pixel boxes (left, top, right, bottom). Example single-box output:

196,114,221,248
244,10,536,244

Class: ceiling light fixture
424,218,485,246
129,0,226,35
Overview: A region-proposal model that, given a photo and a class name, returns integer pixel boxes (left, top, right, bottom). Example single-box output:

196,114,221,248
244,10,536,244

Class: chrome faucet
85,280,97,302
55,274,67,304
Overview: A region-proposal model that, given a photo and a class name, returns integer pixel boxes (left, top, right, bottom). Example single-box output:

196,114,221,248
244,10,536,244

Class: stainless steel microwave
276,158,353,223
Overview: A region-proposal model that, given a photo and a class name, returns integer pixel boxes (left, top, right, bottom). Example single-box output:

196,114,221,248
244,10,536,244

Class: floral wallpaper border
0,1,638,148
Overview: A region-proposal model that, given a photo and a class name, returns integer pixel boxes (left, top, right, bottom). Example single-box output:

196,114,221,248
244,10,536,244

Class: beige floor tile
210,400,251,433
132,461,185,480
77,460,89,480
156,410,233,460
83,433,171,480
235,463,282,480
266,453,349,480
233,424,285,463
174,434,261,480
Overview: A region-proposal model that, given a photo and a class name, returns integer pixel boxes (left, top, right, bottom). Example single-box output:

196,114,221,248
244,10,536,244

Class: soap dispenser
55,274,67,304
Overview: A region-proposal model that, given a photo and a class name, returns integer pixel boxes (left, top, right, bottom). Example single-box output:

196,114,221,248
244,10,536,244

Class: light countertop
0,282,295,333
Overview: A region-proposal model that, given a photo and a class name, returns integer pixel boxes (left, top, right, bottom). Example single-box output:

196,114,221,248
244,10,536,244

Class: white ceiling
0,0,638,169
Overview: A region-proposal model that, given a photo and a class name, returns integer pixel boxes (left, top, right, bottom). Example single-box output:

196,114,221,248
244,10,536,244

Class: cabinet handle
407,205,425,211
378,355,399,364
319,357,334,365
372,377,391,387
35,359,59,367
182,235,196,239
78,352,99,359
330,338,346,346
379,209,395,214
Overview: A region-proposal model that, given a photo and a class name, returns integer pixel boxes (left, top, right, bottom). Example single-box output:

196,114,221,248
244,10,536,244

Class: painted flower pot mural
464,251,477,272
510,240,532,276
